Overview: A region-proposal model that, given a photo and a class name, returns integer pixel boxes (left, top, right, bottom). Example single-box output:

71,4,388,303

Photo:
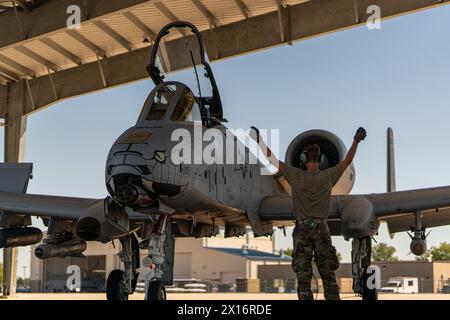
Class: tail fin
0,163,33,193
387,127,396,193
386,128,396,239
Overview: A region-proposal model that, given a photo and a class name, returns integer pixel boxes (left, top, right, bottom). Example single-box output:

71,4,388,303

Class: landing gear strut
351,237,378,300
141,215,175,301
106,234,140,300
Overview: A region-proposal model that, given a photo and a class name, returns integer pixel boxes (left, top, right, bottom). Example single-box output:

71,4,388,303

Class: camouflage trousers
292,220,340,300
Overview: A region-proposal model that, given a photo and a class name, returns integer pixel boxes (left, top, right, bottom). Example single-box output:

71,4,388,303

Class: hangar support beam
1,82,28,296
1,0,449,52
1,0,450,116
0,0,152,50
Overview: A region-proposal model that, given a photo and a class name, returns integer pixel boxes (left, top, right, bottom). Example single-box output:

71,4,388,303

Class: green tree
336,251,342,262
0,263,3,285
372,243,398,262
415,250,431,261
429,242,450,261
283,248,293,257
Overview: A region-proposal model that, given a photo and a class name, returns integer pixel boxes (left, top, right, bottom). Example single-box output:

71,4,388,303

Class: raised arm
249,127,288,175
342,127,367,169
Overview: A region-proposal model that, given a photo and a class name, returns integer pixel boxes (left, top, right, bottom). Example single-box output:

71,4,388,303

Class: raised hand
354,127,367,143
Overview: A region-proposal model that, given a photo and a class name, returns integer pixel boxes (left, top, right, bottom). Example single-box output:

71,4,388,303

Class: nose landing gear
141,215,175,301
351,237,378,300
105,214,174,301
106,234,140,300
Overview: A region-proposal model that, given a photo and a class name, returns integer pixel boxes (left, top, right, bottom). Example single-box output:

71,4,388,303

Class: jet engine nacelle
410,238,427,256
340,197,379,239
74,198,130,243
285,130,355,195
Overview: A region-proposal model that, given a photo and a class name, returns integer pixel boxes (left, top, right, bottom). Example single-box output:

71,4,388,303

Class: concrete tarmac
2,293,450,300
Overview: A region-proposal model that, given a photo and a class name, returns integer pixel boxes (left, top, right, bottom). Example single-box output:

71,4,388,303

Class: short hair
305,144,321,163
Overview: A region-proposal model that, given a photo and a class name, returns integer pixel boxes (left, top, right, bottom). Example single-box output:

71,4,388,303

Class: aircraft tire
146,280,167,300
106,269,129,300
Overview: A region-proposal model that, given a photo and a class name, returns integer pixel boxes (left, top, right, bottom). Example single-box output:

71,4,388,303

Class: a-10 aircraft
1,21,450,300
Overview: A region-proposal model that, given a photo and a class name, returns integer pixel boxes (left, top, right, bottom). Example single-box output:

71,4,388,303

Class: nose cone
108,171,182,206
107,173,155,207
106,130,156,206
106,150,182,208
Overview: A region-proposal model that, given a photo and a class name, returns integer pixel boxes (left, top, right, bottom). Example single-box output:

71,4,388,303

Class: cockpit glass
146,85,175,120
171,88,201,122
154,26,214,100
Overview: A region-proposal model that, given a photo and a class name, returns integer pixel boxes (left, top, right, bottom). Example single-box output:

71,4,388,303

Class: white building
175,235,290,283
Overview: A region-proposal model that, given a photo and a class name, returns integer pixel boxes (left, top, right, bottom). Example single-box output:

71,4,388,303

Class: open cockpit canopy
146,21,223,126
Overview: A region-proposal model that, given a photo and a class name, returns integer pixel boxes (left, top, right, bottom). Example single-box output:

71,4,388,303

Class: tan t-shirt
284,163,346,220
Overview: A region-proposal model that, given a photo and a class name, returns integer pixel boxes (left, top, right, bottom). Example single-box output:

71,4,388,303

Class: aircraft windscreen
171,87,201,122
154,26,214,100
146,84,175,120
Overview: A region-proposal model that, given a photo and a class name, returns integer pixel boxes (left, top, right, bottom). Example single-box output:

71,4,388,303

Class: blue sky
3,5,450,274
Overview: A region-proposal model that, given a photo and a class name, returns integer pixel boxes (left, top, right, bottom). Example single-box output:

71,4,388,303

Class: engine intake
76,217,101,241
285,130,355,195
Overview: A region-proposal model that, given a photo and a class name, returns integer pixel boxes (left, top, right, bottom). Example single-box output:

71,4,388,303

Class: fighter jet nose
108,172,182,208
106,136,183,206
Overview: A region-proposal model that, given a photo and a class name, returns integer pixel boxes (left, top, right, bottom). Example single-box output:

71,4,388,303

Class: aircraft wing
0,163,152,221
0,191,153,222
382,207,450,233
0,191,104,220
362,186,450,218
0,162,106,220
362,186,450,233
0,162,155,247
260,186,450,234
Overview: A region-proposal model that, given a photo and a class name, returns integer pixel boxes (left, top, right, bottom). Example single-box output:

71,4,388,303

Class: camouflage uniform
292,219,340,300
283,162,346,300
